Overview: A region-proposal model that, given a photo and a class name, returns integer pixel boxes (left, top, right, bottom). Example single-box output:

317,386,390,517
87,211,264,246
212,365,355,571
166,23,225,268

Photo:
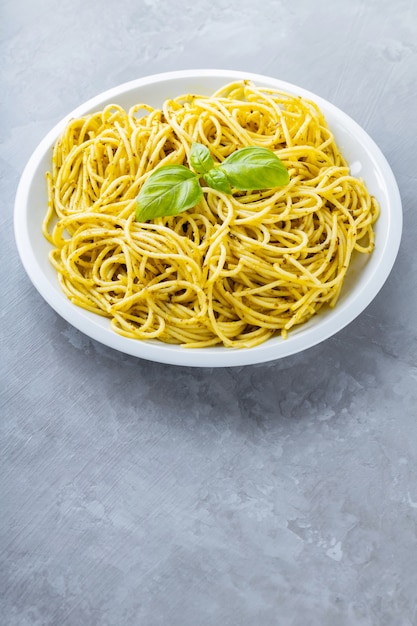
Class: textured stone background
1,0,417,624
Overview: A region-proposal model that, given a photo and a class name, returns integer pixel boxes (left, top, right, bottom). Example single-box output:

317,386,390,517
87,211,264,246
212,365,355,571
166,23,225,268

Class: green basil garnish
189,142,214,175
202,167,233,194
218,146,290,190
136,164,203,222
136,142,289,222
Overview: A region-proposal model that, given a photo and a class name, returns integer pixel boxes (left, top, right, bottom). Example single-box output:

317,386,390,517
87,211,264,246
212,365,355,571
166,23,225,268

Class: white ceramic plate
14,69,402,367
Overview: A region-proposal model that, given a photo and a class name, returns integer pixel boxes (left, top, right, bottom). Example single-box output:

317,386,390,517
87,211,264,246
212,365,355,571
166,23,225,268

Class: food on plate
43,81,379,348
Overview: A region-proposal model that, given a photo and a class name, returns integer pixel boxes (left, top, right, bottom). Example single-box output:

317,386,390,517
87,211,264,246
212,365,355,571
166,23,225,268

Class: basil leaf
219,146,289,190
190,142,214,175
136,165,202,222
203,167,233,194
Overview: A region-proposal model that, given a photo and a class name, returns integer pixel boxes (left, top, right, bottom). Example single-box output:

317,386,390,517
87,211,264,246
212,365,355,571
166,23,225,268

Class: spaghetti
43,81,379,348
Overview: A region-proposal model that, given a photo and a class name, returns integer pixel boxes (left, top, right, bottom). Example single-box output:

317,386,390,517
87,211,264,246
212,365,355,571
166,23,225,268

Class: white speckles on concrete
326,540,343,562
2,0,417,624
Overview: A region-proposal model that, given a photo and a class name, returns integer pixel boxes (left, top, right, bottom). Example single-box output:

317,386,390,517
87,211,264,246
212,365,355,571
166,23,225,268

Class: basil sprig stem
136,142,289,222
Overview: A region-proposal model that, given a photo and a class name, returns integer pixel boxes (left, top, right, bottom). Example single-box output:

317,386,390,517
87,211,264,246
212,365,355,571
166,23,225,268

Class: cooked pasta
43,81,379,348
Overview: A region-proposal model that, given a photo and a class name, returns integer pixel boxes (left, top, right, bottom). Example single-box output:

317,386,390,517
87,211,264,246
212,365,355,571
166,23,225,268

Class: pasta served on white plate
43,80,379,349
